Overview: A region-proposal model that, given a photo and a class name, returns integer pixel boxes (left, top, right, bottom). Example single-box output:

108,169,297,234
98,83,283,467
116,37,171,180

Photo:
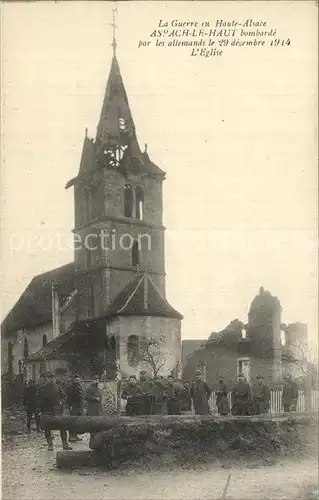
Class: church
1,34,183,384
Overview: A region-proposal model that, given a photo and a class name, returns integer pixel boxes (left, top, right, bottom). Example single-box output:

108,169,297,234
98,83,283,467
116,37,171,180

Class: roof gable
108,273,183,320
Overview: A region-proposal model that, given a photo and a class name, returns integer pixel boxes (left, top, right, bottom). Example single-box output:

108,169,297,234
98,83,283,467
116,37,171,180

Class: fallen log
52,413,318,470
40,413,317,433
56,450,104,469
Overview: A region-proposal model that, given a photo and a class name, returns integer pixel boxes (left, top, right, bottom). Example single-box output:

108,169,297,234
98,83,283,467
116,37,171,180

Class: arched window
131,240,140,268
8,342,13,376
84,187,93,223
42,334,48,347
23,338,29,359
127,335,139,367
135,186,144,220
110,336,116,350
241,328,247,339
124,183,133,217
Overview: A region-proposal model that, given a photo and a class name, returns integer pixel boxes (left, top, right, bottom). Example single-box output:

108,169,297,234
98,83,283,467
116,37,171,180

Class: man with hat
66,373,83,442
215,376,230,416
85,374,103,416
180,380,192,413
121,375,143,416
282,374,299,412
253,375,270,414
38,372,72,451
190,370,212,415
165,375,182,415
231,373,253,416
23,379,40,433
139,371,154,415
85,374,103,448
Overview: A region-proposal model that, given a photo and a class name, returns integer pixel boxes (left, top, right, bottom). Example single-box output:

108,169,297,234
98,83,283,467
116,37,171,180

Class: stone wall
183,345,284,389
2,323,54,377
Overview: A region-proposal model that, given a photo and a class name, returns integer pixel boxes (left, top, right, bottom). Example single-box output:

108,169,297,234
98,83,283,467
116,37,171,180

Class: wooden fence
208,390,319,414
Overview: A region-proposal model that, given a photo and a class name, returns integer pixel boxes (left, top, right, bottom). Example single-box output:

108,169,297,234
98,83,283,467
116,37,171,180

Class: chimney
51,283,61,338
143,272,148,311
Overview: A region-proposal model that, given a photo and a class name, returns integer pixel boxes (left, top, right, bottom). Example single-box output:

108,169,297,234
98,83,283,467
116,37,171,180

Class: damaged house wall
182,288,310,388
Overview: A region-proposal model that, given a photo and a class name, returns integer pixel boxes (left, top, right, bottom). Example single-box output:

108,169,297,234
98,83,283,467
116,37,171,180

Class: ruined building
1,44,183,383
182,287,309,388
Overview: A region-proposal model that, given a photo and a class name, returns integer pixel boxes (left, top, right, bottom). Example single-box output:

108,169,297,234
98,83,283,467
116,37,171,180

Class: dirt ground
1,430,318,500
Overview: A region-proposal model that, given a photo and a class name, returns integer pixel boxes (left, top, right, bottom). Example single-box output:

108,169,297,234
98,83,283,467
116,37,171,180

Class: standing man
85,374,103,416
231,373,252,416
165,375,182,415
282,374,299,412
190,370,212,415
215,376,230,416
139,371,154,415
38,372,72,451
23,379,40,433
85,374,103,448
67,374,83,442
253,375,270,414
65,374,74,412
121,375,142,416
180,380,192,414
39,372,47,389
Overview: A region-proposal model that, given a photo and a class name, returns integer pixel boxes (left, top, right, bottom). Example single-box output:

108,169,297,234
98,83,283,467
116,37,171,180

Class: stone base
56,450,104,469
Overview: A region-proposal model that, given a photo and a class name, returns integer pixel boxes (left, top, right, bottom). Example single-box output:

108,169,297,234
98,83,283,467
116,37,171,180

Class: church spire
95,13,143,170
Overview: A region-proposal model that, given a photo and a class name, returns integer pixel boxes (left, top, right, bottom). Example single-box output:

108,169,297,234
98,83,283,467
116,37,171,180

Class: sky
1,1,318,352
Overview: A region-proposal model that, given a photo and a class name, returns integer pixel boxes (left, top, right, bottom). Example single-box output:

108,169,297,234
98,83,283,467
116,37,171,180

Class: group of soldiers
22,372,103,450
23,369,300,450
121,371,300,417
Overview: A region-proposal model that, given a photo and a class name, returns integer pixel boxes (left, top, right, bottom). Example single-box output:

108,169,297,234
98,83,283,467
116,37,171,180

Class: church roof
107,272,183,319
1,263,75,336
27,317,106,362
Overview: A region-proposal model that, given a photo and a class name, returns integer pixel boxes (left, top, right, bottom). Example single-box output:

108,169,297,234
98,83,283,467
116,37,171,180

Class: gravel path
2,432,318,500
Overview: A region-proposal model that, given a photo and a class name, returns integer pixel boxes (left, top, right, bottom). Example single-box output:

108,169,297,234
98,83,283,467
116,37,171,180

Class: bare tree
282,341,318,411
288,343,318,382
139,334,167,377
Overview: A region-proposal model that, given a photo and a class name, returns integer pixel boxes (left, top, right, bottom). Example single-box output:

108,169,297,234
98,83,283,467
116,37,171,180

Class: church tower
65,24,182,378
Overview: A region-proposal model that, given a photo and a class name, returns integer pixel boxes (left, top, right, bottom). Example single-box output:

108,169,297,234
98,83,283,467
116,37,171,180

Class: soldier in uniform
231,373,253,416
180,380,192,413
23,379,40,433
253,375,270,414
38,372,71,451
67,374,83,442
121,375,142,416
190,370,212,415
85,374,103,448
282,374,299,412
165,375,182,415
85,374,103,416
215,376,230,416
139,371,154,415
